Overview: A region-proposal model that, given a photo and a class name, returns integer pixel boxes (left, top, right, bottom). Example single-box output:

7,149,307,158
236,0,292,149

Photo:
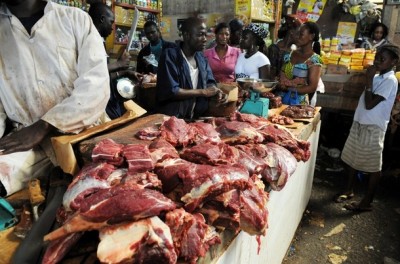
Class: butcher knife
126,7,139,52
12,167,72,264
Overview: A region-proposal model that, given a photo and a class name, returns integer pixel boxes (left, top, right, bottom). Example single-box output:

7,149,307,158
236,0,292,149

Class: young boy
337,44,399,212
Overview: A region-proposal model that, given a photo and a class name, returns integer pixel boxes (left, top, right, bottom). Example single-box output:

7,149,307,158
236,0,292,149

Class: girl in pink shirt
204,22,241,83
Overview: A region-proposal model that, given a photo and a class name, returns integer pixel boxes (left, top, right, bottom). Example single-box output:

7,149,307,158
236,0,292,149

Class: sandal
333,193,354,203
344,202,372,212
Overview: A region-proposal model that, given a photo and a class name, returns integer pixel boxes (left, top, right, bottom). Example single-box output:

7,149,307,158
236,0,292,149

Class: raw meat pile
268,114,295,125
43,113,311,264
280,105,316,119
260,92,283,109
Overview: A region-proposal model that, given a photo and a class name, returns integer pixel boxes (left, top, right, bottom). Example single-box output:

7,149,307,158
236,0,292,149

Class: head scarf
244,23,268,40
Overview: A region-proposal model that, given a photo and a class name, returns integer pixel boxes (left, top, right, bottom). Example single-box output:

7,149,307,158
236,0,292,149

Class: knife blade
126,7,139,52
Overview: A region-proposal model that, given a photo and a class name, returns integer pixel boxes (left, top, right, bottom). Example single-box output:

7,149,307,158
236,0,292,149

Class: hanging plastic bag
143,53,158,68
282,88,301,105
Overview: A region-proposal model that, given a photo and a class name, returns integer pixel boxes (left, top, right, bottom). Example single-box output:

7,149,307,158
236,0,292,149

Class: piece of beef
97,217,177,264
259,143,297,190
180,142,239,166
197,190,241,232
229,112,269,129
91,139,125,166
160,116,196,147
135,125,161,140
122,144,154,174
122,171,162,190
148,138,179,163
179,164,250,212
216,121,264,145
165,208,221,264
259,124,311,161
269,96,282,109
154,158,192,193
62,163,116,211
239,175,269,236
44,182,176,241
269,114,294,125
280,105,315,118
188,122,221,144
235,145,267,175
42,233,84,264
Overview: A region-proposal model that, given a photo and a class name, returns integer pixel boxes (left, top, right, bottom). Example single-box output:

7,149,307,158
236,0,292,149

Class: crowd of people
0,0,399,216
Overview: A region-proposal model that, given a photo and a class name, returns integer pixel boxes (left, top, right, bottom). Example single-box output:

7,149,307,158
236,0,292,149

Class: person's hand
117,51,131,69
215,91,228,104
366,65,377,80
124,70,143,82
0,120,52,155
202,86,220,97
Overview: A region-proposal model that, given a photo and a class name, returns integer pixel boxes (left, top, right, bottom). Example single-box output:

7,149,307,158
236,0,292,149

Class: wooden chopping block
77,114,167,164
51,100,147,175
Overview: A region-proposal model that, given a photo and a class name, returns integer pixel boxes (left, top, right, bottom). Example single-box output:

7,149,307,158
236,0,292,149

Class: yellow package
365,53,375,60
350,59,363,66
338,60,350,67
342,50,353,56
341,55,352,60
350,65,364,70
340,57,351,63
352,53,365,60
328,59,339,65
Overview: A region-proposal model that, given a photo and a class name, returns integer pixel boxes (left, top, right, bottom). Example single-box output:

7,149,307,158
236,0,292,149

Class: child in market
336,44,399,212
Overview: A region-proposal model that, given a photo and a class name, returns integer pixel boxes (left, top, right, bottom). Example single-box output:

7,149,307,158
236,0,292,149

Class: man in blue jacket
156,17,225,119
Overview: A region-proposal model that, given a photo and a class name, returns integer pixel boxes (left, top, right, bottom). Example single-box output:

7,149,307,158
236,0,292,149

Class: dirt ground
283,110,400,264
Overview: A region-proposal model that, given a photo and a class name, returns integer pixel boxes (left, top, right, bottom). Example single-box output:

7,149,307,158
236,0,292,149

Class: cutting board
77,114,167,165
51,100,147,175
269,105,321,123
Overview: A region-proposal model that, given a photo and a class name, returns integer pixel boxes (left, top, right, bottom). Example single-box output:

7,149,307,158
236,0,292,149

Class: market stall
0,100,320,264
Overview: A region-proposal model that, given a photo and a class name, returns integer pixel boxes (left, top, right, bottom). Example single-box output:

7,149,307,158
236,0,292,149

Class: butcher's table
0,108,321,264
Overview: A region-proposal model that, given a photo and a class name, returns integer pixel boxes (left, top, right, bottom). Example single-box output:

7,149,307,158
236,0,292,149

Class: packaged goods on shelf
350,59,363,66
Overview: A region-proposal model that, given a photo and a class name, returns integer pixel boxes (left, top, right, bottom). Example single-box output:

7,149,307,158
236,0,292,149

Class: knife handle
29,179,45,206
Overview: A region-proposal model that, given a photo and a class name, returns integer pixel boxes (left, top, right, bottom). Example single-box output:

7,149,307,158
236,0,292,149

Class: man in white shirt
0,0,110,196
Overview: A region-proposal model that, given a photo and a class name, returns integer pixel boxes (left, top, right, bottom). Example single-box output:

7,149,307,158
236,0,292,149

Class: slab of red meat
42,233,83,264
91,138,125,166
235,145,268,175
148,138,179,163
62,163,116,211
122,171,162,190
260,143,297,191
179,164,250,212
197,190,241,232
97,217,177,264
216,121,264,145
188,122,221,144
229,112,269,129
160,116,196,147
260,124,311,161
180,142,239,165
122,144,154,174
280,105,315,118
165,208,221,264
44,182,176,241
239,175,269,236
135,124,161,140
154,158,192,193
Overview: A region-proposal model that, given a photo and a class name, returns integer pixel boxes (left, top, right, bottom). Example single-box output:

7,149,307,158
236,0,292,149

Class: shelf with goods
106,0,161,58
235,0,282,45
50,0,91,11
